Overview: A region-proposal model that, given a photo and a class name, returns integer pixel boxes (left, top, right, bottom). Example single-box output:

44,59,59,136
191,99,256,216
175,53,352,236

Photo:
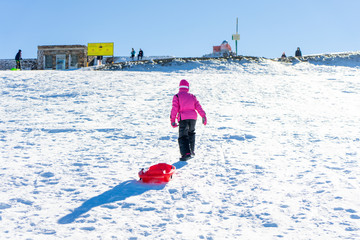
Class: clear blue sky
1,0,359,59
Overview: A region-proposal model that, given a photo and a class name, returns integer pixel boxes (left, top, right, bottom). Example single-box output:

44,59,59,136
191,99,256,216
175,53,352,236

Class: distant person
138,49,144,60
15,49,22,70
170,79,207,161
131,48,136,60
281,52,287,58
295,47,302,57
96,56,103,66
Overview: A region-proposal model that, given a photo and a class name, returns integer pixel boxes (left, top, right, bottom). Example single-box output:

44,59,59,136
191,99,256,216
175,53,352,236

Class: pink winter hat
179,79,189,89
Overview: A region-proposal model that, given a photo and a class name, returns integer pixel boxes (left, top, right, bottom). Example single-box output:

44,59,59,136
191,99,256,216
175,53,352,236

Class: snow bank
304,51,360,68
98,52,360,72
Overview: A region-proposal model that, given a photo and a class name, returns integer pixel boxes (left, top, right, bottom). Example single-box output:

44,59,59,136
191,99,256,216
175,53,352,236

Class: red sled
138,163,176,183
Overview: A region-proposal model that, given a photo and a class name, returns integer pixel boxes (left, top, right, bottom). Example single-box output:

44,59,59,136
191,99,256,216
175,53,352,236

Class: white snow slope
0,55,360,240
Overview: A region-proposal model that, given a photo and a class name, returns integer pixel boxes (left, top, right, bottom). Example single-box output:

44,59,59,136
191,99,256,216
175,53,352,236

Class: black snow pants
178,119,196,156
16,60,21,70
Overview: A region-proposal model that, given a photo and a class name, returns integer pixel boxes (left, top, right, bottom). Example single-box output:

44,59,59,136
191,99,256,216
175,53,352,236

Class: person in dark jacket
138,49,144,60
281,52,286,58
131,48,136,60
295,47,302,57
15,49,22,70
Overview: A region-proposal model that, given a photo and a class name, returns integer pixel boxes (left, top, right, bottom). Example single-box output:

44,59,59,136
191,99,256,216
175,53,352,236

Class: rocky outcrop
0,59,37,70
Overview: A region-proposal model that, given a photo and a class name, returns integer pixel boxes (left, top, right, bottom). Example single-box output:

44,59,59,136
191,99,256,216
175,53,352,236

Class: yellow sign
87,42,114,56
232,34,240,41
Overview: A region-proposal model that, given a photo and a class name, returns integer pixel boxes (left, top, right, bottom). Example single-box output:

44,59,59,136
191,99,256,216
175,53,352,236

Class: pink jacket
170,81,206,123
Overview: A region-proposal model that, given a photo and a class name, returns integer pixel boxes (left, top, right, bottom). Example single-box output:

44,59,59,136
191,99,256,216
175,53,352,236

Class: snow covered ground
0,55,359,239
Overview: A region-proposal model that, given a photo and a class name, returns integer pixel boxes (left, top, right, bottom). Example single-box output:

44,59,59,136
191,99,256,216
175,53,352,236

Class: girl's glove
171,122,178,128
202,116,207,126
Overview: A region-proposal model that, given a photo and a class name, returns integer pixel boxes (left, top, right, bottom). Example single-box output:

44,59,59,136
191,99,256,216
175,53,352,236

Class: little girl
170,79,207,161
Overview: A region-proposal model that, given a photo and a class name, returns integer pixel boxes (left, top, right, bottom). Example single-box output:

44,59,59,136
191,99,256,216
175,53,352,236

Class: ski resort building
37,45,89,70
203,40,234,58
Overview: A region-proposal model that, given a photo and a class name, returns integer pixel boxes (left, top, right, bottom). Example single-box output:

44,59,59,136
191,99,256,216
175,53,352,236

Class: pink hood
179,79,190,92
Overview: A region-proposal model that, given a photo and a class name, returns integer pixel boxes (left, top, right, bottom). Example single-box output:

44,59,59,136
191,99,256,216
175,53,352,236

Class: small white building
37,45,89,70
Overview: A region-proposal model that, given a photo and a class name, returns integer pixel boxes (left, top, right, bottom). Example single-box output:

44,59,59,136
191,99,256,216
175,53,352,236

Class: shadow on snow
58,180,165,224
58,161,187,224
